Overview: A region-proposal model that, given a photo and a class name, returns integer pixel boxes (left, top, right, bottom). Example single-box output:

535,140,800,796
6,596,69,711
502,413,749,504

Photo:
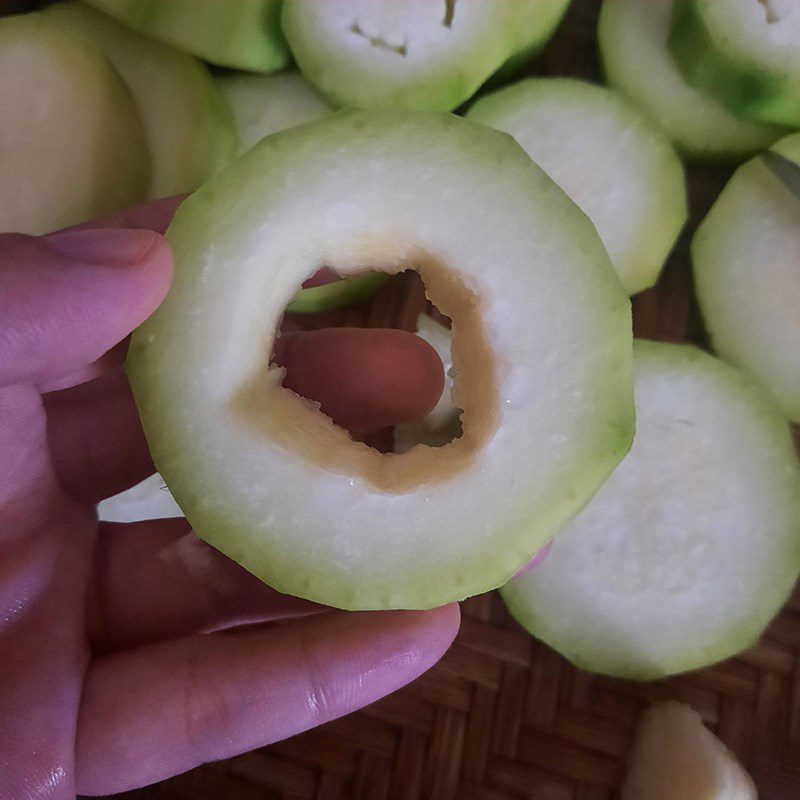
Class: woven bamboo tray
109,2,800,798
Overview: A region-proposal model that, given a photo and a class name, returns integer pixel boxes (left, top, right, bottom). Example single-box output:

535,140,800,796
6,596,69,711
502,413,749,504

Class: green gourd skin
692,133,800,424
669,0,800,127
598,0,786,163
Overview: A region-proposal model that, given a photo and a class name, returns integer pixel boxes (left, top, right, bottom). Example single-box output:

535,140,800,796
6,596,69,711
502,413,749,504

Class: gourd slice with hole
598,0,786,162
127,110,635,610
281,0,569,111
669,0,800,127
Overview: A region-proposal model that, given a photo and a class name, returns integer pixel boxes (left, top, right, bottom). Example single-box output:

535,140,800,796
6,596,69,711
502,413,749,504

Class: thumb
0,228,172,389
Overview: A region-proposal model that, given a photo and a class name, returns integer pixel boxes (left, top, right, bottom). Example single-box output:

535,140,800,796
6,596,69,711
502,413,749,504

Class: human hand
0,198,460,798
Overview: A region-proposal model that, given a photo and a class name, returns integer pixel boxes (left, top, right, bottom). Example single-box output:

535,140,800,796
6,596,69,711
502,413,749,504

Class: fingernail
46,228,162,266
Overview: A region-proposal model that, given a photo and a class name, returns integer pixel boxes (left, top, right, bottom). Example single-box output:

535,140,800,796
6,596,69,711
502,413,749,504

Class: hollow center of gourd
234,248,496,493
270,268,463,454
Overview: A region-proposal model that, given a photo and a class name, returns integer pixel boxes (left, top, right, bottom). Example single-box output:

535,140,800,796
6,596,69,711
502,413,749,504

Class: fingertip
274,328,446,431
400,602,462,665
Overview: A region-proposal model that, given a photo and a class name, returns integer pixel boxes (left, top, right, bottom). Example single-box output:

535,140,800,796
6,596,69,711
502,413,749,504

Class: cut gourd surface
46,2,236,199
99,472,183,523
395,313,461,452
217,72,332,157
622,702,757,800
502,340,800,680
670,0,800,127
693,132,800,424
85,0,289,72
127,110,634,611
467,77,687,295
0,12,149,234
281,0,569,111
598,0,786,162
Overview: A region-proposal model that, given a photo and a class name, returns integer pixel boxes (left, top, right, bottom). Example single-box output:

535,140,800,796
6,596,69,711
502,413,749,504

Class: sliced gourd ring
598,0,786,162
0,11,149,234
502,341,800,679
693,132,800,423
467,77,687,295
670,0,800,127
46,1,236,198
127,111,635,611
85,0,289,72
281,0,569,111
217,72,331,157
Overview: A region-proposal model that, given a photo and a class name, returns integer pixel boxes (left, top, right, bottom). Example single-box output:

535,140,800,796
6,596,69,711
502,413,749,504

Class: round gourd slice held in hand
84,0,289,72
502,341,800,680
281,0,570,111
0,11,149,234
126,110,635,611
598,0,786,162
693,132,800,424
669,0,800,128
466,77,687,295
217,72,332,157
46,1,236,199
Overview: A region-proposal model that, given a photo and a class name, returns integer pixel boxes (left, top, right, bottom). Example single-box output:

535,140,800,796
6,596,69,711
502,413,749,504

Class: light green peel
598,0,786,162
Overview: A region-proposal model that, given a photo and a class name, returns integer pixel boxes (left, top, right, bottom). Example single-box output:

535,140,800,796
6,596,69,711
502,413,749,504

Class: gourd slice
622,702,757,800
598,0,786,162
281,0,569,111
467,77,687,295
0,12,149,234
217,72,331,157
502,341,800,679
693,132,800,423
670,0,800,127
46,1,236,198
85,0,289,72
127,110,634,610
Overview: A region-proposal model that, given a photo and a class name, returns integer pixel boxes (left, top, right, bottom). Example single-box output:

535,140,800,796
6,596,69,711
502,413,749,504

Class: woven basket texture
101,1,800,798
